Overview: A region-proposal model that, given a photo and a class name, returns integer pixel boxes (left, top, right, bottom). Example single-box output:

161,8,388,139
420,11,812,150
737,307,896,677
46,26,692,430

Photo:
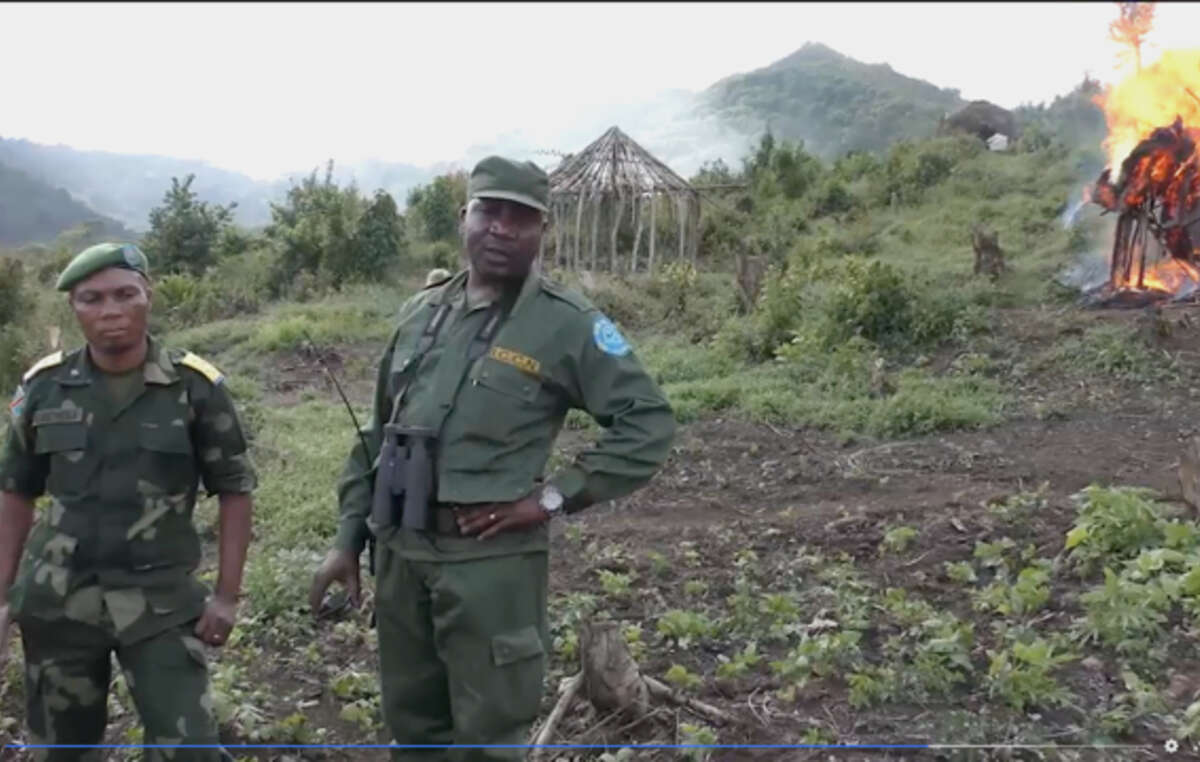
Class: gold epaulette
22,351,64,383
177,351,225,385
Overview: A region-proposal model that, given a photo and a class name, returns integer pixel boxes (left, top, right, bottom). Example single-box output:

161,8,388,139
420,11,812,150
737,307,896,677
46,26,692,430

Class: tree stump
971,226,1006,279
734,253,767,314
580,620,649,720
531,619,735,753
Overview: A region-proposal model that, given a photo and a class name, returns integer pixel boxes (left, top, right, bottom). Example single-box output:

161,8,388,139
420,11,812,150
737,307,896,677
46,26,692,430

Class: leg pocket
490,625,545,724
119,625,219,753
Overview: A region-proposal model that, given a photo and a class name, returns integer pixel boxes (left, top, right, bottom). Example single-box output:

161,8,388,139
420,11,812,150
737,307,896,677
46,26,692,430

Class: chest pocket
473,356,541,404
138,425,196,494
34,422,88,454
35,422,90,494
459,355,554,443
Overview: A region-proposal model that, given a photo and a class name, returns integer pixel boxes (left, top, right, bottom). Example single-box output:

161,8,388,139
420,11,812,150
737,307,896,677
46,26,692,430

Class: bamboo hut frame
547,126,700,274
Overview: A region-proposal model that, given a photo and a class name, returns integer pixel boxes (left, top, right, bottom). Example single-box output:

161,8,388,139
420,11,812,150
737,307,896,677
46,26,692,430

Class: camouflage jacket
0,338,257,645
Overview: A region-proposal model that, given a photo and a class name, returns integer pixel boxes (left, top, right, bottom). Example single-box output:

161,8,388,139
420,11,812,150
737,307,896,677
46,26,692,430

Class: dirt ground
4,302,1200,761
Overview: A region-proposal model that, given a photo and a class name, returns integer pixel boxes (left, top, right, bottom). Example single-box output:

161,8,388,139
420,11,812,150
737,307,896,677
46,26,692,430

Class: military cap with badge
55,242,150,291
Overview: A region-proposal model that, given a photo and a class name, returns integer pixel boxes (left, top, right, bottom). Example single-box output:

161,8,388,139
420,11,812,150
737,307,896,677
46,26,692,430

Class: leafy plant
1066,485,1168,572
597,569,635,598
880,525,919,555
715,642,763,679
665,664,703,691
657,609,718,648
985,637,1077,711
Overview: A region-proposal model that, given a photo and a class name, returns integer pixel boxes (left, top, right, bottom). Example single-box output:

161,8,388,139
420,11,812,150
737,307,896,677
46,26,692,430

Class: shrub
0,258,37,393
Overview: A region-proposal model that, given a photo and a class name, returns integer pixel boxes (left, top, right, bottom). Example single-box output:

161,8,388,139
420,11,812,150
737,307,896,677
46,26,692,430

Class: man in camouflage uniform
0,243,257,761
309,157,676,759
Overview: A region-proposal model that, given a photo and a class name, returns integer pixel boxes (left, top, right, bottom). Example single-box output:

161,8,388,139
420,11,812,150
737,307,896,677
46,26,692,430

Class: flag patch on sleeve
9,385,26,422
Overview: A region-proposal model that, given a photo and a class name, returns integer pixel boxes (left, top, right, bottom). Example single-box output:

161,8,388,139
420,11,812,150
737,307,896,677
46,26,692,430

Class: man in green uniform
0,243,257,761
309,156,676,759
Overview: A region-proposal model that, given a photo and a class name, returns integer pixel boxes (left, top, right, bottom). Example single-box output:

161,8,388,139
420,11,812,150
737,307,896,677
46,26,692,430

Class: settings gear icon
1164,738,1179,754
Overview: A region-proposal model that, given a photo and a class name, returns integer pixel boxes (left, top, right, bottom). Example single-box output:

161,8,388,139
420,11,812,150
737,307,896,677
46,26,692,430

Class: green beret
56,243,149,292
469,156,549,213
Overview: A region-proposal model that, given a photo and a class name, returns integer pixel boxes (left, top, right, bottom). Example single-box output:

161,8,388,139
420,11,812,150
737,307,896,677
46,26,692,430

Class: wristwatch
539,485,565,518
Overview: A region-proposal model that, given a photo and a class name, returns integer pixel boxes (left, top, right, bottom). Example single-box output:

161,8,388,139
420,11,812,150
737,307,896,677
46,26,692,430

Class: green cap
56,242,149,292
468,156,549,213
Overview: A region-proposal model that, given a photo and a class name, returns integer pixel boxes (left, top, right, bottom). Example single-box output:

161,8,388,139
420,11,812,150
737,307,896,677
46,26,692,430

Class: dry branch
643,676,734,726
531,671,585,758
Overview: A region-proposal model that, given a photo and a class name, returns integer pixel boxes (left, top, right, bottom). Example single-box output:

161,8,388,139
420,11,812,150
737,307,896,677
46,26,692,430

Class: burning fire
1096,50,1200,171
1084,5,1200,300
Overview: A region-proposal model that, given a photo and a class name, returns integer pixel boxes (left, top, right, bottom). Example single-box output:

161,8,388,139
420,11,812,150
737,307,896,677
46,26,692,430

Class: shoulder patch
22,351,65,384
177,351,225,385
9,385,26,422
592,315,632,357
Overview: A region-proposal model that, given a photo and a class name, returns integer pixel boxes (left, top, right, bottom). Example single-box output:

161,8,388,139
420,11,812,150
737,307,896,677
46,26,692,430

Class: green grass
637,334,1007,438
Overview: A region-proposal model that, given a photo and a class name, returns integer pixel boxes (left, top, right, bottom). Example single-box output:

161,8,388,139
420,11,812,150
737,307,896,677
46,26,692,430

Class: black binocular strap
469,303,504,363
387,299,505,425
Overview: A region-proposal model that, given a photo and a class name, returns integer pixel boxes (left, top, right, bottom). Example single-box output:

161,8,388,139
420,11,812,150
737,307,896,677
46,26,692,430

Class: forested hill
0,162,131,246
702,42,967,158
0,137,445,234
0,137,280,231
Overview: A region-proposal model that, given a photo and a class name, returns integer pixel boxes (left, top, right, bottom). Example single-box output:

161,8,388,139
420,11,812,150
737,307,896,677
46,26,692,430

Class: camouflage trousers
16,616,221,762
374,545,549,762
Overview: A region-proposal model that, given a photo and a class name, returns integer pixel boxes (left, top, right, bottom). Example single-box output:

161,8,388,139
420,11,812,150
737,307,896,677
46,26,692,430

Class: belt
433,505,463,536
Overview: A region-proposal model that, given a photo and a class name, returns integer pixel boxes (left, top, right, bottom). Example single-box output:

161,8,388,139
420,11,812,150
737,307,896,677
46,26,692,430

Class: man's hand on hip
456,493,548,540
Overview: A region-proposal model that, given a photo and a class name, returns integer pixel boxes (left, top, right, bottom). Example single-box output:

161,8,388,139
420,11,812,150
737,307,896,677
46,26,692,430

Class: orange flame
1090,9,1200,297
1095,49,1200,172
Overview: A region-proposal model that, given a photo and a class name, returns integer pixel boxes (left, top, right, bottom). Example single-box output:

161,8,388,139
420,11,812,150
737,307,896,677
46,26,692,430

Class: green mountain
0,162,131,247
0,137,282,231
702,42,967,158
0,138,444,233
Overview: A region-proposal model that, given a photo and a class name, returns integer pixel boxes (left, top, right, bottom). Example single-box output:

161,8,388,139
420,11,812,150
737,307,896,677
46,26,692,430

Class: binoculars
371,424,437,532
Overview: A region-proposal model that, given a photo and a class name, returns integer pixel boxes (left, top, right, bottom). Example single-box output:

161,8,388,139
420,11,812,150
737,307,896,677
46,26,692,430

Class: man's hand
194,594,237,647
309,549,361,618
456,493,548,540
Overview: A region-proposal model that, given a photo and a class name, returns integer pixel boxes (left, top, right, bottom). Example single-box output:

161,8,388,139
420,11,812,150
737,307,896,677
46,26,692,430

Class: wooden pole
554,201,564,270
631,195,643,274
677,194,686,264
610,191,626,272
589,193,601,271
573,192,586,272
648,194,657,274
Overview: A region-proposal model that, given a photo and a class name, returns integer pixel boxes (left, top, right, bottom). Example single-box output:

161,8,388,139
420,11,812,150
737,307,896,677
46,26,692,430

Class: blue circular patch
593,315,631,357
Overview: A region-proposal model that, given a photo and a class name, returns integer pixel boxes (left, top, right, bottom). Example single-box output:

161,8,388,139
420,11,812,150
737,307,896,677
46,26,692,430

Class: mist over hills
0,161,132,246
1,42,1070,246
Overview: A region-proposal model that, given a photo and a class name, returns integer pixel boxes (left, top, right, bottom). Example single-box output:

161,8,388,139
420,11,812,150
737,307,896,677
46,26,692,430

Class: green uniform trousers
374,544,549,762
17,617,220,762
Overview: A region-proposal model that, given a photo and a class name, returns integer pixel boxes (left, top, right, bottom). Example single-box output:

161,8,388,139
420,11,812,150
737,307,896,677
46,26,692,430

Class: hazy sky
3,2,1197,180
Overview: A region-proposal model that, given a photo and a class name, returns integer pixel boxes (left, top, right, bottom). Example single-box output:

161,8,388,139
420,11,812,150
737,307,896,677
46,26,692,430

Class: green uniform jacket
0,338,257,645
335,270,676,561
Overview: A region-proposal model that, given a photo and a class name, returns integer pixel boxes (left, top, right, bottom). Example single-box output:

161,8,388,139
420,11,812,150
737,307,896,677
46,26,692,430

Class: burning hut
1082,47,1200,306
547,126,700,273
